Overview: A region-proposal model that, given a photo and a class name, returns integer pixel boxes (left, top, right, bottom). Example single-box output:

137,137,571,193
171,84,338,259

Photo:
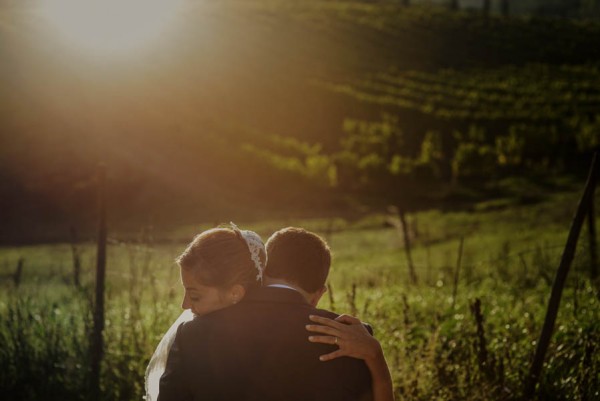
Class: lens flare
40,0,183,57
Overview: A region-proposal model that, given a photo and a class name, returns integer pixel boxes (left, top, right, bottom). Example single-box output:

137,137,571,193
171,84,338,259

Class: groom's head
264,227,330,306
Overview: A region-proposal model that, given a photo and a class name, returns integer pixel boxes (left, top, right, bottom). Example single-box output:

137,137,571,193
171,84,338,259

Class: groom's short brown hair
265,227,331,293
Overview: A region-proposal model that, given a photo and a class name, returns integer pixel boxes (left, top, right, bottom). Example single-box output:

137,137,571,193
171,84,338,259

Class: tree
500,0,510,17
482,0,491,16
450,0,460,11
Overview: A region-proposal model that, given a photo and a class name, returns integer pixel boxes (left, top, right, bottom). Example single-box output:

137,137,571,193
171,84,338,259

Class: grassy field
2,2,600,400
1,188,598,401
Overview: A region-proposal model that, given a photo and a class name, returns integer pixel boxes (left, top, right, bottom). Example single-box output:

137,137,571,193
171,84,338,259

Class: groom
158,227,373,401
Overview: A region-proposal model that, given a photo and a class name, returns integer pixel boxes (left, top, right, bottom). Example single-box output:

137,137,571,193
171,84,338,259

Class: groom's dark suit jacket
158,286,373,401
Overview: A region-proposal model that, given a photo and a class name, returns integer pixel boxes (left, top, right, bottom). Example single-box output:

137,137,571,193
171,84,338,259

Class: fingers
308,335,337,345
305,324,340,337
309,315,346,330
318,349,345,362
335,314,362,325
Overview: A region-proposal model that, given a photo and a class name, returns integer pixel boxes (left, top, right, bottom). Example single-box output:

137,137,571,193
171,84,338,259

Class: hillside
2,1,600,242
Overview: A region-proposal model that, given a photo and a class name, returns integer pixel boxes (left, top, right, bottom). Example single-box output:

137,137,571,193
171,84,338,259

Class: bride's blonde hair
176,228,265,290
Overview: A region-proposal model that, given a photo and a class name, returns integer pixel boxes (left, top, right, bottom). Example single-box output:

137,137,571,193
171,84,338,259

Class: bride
145,224,393,401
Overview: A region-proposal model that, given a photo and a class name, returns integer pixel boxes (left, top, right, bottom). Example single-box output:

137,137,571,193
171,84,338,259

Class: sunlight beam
39,0,183,57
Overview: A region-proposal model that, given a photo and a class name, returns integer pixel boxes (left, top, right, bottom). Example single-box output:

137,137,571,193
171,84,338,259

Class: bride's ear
228,284,246,305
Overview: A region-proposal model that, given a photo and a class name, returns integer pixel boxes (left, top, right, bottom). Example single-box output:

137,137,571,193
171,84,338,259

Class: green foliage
326,64,600,122
242,135,337,187
254,60,600,194
311,63,600,189
573,114,600,152
334,114,409,187
418,131,444,165
1,193,599,400
496,131,525,167
6,1,600,234
0,293,91,401
450,126,495,180
452,142,497,180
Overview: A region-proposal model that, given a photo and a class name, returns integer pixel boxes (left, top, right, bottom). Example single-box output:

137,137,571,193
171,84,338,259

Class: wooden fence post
424,228,432,284
327,282,335,311
470,298,490,379
13,258,24,288
524,152,599,399
452,237,464,309
399,208,418,285
588,196,598,288
346,283,358,316
70,226,82,288
91,165,108,399
324,218,335,250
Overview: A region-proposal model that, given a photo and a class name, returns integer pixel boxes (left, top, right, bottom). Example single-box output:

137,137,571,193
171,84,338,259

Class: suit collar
244,286,310,306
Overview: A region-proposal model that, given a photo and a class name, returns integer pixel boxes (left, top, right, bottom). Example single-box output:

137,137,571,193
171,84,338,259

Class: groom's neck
263,276,315,305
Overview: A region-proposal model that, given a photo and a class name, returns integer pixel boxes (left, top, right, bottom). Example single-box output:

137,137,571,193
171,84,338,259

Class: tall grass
0,193,599,400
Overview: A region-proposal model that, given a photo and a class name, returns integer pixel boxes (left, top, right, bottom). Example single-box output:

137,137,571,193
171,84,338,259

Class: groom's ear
229,284,246,305
309,285,327,307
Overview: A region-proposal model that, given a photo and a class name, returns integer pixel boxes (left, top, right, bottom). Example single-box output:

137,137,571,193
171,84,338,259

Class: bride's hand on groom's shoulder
307,314,395,401
306,314,384,364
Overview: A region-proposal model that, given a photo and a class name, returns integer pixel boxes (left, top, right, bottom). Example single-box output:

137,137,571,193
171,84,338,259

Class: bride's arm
306,314,394,401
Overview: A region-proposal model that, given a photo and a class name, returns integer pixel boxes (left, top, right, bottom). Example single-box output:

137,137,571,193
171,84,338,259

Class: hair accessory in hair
230,222,265,281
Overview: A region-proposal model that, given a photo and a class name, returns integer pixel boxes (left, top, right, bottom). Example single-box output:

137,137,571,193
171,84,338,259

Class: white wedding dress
144,309,194,401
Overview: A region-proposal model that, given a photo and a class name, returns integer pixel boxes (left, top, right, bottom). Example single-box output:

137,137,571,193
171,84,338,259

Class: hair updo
176,227,266,291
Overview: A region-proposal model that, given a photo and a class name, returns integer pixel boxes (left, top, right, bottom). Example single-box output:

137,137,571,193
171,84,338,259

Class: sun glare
39,0,183,57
